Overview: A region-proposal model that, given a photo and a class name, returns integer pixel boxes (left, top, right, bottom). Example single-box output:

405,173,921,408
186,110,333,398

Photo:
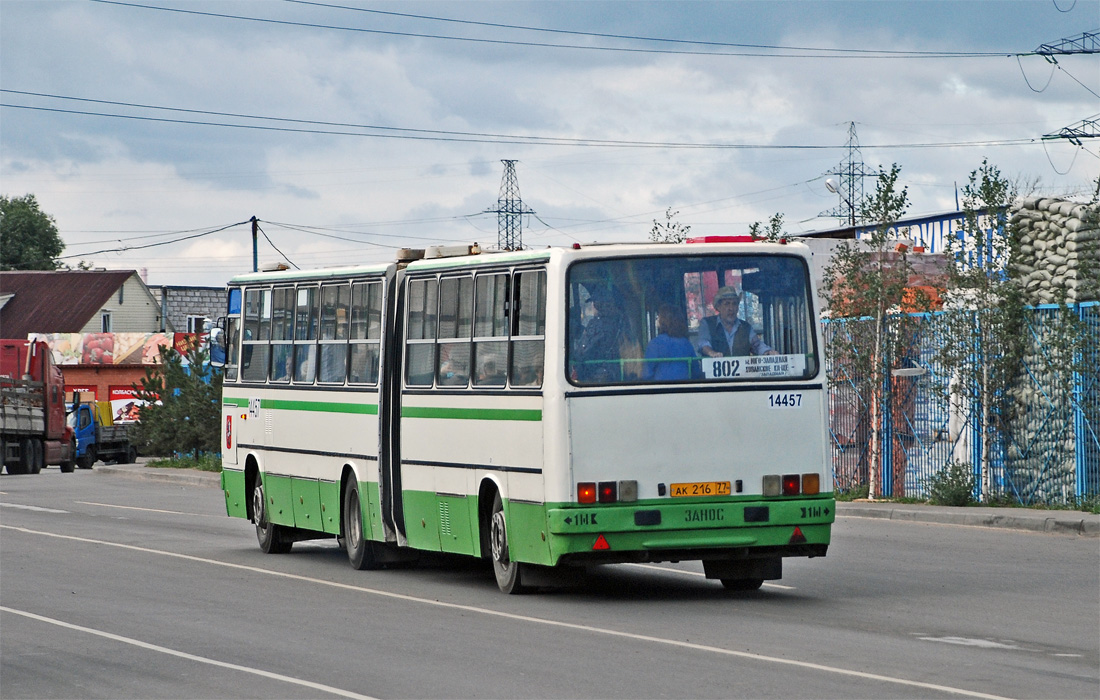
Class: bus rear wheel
253,480,292,554
489,492,529,594
343,480,380,570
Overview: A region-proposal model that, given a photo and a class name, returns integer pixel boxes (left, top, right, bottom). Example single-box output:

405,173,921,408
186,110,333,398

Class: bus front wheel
253,480,292,554
342,480,380,570
489,492,529,594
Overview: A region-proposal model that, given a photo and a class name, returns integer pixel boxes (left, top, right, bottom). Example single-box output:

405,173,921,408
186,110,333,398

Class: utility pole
251,216,258,272
820,122,877,227
487,160,533,251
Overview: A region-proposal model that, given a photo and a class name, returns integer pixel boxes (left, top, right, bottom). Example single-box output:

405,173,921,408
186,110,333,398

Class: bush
926,461,976,506
146,453,222,472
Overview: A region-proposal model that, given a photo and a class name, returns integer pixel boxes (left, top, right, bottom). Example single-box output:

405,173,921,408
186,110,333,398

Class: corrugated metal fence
824,301,1099,505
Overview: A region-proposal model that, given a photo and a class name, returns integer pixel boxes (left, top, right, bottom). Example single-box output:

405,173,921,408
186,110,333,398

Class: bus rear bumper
543,497,834,567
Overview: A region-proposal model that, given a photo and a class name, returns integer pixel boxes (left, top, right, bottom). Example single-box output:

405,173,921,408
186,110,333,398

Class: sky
1,0,1097,287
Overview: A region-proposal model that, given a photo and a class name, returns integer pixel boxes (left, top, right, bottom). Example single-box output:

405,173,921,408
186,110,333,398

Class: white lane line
621,562,796,590
0,606,378,700
76,501,220,518
0,503,69,514
0,524,1012,700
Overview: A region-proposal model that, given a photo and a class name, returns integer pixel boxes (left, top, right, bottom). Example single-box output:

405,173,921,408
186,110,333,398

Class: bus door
379,270,407,545
222,288,242,467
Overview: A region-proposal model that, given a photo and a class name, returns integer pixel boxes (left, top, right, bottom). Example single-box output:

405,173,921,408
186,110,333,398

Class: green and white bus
220,238,835,593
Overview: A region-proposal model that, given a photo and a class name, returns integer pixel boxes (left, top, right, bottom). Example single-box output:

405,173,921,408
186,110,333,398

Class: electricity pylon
488,160,534,250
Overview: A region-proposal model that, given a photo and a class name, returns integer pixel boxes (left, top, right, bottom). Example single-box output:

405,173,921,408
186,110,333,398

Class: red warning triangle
789,526,807,544
592,534,610,550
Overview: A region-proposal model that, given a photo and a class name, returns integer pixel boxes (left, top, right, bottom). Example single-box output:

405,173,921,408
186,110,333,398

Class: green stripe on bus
265,399,378,414
401,406,541,421
223,397,378,415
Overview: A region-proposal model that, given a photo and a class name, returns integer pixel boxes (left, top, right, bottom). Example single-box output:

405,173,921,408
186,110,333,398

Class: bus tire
253,479,292,554
342,480,380,570
720,578,764,591
489,492,530,594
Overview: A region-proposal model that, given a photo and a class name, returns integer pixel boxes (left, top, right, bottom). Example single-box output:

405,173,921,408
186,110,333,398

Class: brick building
150,285,228,333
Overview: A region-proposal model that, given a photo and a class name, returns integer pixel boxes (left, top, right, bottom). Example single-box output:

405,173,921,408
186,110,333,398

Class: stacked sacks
1003,197,1097,501
1010,197,1099,304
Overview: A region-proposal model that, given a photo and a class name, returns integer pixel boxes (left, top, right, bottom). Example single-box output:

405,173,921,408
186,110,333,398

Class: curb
837,503,1100,537
94,464,221,488
90,466,1099,537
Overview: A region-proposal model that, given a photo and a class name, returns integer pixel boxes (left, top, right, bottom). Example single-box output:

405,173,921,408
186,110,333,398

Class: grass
145,453,222,472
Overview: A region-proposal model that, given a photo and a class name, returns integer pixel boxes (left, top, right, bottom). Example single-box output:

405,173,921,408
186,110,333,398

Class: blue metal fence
823,301,1099,504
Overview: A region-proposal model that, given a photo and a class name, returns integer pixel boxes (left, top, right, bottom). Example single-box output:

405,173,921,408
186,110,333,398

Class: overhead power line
284,0,1024,58
56,220,252,259
0,91,1041,151
91,0,1029,59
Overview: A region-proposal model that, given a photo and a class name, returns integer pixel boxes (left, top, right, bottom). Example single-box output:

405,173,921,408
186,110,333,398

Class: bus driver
696,286,778,358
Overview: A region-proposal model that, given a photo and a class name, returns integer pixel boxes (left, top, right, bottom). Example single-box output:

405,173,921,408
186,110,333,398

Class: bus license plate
670,481,731,497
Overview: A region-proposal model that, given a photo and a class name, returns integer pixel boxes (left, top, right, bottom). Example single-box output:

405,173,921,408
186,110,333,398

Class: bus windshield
567,253,818,385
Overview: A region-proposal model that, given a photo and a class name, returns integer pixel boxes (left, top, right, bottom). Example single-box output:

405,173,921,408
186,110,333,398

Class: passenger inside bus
695,286,778,358
643,304,700,381
575,287,626,382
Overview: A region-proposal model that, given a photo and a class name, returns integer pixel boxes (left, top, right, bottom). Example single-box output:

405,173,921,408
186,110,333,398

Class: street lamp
825,178,856,227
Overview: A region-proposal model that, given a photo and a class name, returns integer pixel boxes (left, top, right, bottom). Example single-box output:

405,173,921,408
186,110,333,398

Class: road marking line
0,503,69,514
76,501,219,518
0,524,1013,700
621,562,796,590
0,606,378,700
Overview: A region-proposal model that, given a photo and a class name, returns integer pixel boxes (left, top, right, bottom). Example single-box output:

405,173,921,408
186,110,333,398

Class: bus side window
404,278,437,386
473,273,508,387
511,269,546,387
319,284,349,383
437,276,473,387
293,286,319,383
269,287,295,383
349,281,383,384
241,288,271,382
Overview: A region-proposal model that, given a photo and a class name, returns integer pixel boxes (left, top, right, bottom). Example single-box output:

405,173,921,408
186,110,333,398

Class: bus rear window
567,255,817,385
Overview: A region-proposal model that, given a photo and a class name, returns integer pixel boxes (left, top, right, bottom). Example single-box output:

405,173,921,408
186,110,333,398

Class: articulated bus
220,238,834,593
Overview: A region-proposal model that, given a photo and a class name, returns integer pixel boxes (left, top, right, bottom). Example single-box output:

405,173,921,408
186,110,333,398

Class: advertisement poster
109,385,156,423
34,333,176,365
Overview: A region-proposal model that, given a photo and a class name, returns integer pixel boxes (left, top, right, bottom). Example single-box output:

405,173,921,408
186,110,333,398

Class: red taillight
598,481,617,503
782,474,801,495
578,482,596,504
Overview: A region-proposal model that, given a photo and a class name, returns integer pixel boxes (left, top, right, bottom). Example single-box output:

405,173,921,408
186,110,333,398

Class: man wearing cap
696,286,777,358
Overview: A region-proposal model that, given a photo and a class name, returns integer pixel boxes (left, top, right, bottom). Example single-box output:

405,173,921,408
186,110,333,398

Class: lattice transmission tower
820,122,878,227
488,160,534,250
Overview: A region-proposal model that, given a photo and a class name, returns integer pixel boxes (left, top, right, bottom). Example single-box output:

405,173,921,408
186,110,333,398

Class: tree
748,213,785,242
821,164,927,498
935,159,1022,499
649,207,691,243
0,194,65,270
131,342,223,459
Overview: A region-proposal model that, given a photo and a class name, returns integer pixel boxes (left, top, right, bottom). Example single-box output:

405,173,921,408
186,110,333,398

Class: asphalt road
1,469,1097,700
